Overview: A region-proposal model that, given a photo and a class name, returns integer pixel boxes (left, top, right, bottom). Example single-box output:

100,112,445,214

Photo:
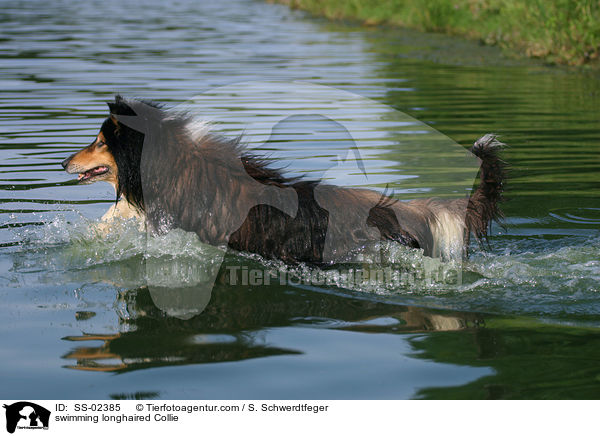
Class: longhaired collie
62,96,506,264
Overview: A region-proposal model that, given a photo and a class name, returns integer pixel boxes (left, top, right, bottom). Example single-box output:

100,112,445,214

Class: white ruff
185,119,211,142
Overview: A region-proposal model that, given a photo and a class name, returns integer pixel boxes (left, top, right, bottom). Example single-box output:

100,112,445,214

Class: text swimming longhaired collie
62,96,506,264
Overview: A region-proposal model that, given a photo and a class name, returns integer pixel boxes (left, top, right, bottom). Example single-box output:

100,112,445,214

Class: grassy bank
272,0,600,66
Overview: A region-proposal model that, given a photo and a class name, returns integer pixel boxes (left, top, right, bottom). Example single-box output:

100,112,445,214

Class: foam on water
7,216,599,319
468,238,600,293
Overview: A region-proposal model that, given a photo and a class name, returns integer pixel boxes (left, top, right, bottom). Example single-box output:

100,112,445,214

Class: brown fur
62,97,506,264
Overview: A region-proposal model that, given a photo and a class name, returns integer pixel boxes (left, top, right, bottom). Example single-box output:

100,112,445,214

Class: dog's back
228,134,505,263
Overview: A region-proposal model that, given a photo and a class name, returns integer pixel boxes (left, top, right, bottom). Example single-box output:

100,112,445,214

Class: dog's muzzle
61,155,74,171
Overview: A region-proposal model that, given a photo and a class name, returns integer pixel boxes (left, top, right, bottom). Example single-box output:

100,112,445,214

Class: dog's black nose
61,155,72,169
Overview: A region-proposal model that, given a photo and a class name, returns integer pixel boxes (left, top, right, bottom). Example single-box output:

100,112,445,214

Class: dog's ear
107,101,119,125
106,103,119,126
107,95,121,113
107,96,134,126
107,95,136,115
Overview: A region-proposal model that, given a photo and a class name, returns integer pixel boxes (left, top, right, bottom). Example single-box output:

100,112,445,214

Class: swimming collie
62,96,506,264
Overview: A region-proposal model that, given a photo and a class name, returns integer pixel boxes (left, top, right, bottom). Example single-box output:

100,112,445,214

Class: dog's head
61,129,117,186
61,96,144,192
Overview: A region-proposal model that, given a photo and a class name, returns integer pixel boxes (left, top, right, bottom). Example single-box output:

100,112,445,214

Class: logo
3,402,50,434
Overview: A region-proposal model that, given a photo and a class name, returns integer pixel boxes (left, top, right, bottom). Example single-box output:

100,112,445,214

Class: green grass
272,0,600,66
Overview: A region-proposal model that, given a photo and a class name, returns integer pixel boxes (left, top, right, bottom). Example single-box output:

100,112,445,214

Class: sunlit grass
272,0,600,66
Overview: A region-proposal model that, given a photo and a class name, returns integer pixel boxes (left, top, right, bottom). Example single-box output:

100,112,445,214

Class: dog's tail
466,134,507,242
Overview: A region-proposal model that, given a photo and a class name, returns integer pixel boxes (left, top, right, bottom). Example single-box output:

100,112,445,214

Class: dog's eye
96,141,107,148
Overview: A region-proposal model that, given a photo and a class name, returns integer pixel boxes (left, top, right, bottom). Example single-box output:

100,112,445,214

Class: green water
0,0,599,399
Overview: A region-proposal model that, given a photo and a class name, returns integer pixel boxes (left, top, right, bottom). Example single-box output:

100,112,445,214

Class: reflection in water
61,260,481,373
59,257,600,399
411,321,600,399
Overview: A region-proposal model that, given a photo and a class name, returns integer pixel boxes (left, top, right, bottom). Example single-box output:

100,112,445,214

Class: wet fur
63,96,506,263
